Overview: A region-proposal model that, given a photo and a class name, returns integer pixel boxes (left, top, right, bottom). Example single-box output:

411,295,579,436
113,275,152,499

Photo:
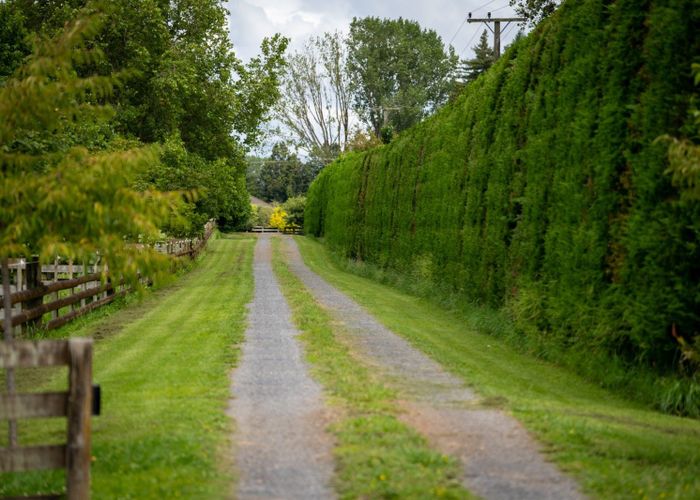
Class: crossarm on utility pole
467,16,526,57
467,18,525,22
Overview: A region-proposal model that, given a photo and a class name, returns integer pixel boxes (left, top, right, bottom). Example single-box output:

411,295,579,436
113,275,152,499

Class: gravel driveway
283,236,582,500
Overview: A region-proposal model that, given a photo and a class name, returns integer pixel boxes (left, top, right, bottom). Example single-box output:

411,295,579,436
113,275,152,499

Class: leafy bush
282,196,306,227
269,206,288,231
306,0,700,415
245,205,273,230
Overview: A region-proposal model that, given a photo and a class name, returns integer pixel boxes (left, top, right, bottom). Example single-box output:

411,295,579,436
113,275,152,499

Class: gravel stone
283,237,583,500
228,234,335,499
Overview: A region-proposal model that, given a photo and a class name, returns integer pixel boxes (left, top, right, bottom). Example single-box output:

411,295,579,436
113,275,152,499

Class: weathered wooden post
67,338,93,500
51,257,59,321
81,261,87,309
1,259,18,447
0,339,95,499
23,257,42,332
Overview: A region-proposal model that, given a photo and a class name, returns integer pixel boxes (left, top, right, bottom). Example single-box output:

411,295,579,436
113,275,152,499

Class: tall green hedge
306,0,700,392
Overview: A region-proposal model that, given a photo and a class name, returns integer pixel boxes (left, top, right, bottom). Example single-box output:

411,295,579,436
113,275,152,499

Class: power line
467,13,526,57
470,0,501,14
501,22,517,40
460,26,481,58
490,4,514,14
448,16,468,46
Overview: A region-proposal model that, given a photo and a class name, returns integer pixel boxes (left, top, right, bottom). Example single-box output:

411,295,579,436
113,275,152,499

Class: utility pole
467,12,526,57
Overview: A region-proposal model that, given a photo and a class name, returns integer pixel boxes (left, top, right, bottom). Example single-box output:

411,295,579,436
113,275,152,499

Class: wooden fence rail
0,220,216,335
1,339,95,500
250,225,303,235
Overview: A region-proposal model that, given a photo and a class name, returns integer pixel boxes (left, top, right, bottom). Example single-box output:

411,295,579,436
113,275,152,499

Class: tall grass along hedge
305,0,700,415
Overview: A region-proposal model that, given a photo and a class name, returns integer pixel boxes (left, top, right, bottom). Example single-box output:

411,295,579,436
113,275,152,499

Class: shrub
282,196,306,227
269,206,288,230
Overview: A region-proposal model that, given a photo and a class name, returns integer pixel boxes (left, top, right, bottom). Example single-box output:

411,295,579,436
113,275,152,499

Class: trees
247,143,318,203
274,17,462,148
347,17,457,137
0,3,29,83
509,0,561,26
6,0,287,234
306,0,700,415
0,8,179,284
282,196,306,227
461,30,495,82
276,32,352,164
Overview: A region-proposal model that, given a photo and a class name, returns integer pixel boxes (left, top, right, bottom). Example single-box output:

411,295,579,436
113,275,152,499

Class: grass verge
270,237,470,499
1,234,255,499
295,236,700,500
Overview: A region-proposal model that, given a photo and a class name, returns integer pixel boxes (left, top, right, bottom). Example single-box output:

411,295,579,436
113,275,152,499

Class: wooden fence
154,220,215,258
0,260,127,336
1,339,96,500
251,226,303,235
0,220,216,335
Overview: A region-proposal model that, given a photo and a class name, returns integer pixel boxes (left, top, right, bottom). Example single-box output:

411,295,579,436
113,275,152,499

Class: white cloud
226,0,352,61
227,0,525,63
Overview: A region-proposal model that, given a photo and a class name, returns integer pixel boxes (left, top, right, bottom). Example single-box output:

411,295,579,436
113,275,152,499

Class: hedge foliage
306,0,700,395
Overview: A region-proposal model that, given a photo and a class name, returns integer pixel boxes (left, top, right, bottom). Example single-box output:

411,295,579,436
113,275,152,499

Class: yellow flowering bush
269,207,288,231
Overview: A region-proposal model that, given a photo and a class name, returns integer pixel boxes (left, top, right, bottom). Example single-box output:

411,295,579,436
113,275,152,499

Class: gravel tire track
283,236,582,500
229,234,335,499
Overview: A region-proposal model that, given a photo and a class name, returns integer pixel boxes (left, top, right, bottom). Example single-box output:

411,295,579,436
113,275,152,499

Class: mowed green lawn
295,236,700,500
1,234,255,498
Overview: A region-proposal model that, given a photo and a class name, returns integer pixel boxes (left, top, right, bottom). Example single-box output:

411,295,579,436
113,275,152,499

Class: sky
225,0,526,63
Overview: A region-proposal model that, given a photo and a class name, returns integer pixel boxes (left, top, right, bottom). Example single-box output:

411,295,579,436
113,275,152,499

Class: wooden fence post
2,258,18,447
81,261,87,309
66,338,92,500
51,258,59,321
24,257,42,332
14,262,23,337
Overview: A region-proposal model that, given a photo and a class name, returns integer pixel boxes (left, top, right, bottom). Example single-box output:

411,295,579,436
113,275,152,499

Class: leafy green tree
509,0,561,26
8,0,287,234
233,34,288,148
0,2,29,83
347,17,458,137
462,30,495,82
0,8,179,283
248,143,319,203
